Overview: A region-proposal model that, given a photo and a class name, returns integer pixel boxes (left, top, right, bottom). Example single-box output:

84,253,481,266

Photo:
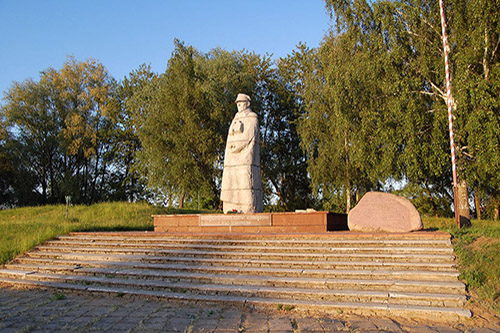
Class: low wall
153,211,348,233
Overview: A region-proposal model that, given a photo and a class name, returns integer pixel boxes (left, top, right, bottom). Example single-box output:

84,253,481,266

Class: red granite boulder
348,192,423,232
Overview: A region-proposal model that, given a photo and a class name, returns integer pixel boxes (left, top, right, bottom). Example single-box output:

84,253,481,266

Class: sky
0,0,331,99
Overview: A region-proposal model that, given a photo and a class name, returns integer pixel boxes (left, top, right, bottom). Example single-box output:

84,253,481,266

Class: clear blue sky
0,0,331,99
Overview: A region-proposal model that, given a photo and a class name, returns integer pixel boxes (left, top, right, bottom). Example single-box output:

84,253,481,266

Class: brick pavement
0,286,498,332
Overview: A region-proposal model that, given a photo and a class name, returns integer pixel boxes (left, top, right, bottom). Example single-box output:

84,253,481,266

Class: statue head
235,93,251,112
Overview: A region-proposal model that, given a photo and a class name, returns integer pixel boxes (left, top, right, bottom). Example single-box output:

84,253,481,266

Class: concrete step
0,270,466,307
68,231,453,241
14,255,458,272
0,231,470,321
41,240,454,255
55,235,453,248
31,247,456,263
5,262,460,282
0,276,471,321
0,265,465,294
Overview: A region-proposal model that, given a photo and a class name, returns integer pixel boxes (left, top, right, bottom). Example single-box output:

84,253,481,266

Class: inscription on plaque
199,214,271,226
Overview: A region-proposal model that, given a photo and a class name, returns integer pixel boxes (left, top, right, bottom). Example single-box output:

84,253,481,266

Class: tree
0,116,15,206
2,76,62,203
386,0,457,214
196,47,258,207
295,2,401,213
128,40,313,210
134,41,276,209
2,56,121,205
134,41,217,208
115,64,156,201
320,0,500,218
448,0,500,219
57,56,119,203
130,41,256,208
0,120,41,207
258,46,315,211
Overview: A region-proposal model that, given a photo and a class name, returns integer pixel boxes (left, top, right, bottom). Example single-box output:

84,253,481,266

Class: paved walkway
0,286,498,332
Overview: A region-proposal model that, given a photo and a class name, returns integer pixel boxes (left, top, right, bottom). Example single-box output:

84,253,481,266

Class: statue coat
220,108,263,213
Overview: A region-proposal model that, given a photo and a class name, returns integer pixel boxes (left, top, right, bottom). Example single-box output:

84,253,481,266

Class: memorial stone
348,192,423,232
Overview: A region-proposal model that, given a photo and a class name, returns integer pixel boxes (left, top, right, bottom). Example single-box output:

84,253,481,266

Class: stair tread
0,276,471,318
67,231,453,240
0,272,466,300
33,247,456,260
38,243,454,253
55,236,452,246
16,256,458,270
6,262,460,279
1,266,464,288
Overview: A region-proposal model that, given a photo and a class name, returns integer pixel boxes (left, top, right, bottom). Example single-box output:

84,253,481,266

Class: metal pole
439,0,461,228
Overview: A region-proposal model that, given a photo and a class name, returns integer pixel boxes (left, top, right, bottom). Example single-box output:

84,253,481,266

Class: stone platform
153,211,348,233
0,231,471,321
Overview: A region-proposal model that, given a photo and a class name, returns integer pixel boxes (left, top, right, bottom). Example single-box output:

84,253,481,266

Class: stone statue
220,93,263,213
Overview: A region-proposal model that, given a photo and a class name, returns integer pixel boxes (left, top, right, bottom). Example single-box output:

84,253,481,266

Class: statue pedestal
153,212,347,233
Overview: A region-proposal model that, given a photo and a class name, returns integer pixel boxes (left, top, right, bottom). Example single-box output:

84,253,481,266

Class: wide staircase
0,231,471,320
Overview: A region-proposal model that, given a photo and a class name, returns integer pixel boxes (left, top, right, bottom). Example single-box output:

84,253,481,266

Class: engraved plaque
199,214,271,226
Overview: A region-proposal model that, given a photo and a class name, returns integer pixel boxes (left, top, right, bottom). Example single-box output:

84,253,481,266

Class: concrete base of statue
153,211,348,233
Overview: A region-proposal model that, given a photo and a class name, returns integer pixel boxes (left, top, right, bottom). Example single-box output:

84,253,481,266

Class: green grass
0,201,216,265
276,304,294,311
53,293,67,300
423,217,500,314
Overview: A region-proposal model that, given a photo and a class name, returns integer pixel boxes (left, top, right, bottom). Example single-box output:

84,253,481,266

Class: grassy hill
0,202,214,265
0,202,499,315
424,217,500,316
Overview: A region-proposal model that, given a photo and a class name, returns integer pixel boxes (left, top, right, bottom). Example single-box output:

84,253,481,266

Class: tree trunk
483,27,490,81
494,200,499,221
91,145,100,203
457,181,470,227
83,163,88,203
270,177,287,211
41,178,47,203
344,133,351,214
346,185,351,214
423,183,439,217
179,189,185,209
474,188,482,220
167,190,173,207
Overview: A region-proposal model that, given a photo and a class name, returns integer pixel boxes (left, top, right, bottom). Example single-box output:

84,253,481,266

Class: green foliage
113,64,155,201
1,56,138,205
258,52,312,211
395,182,453,217
313,0,500,216
124,39,309,210
0,117,17,207
128,41,254,207
295,5,401,212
